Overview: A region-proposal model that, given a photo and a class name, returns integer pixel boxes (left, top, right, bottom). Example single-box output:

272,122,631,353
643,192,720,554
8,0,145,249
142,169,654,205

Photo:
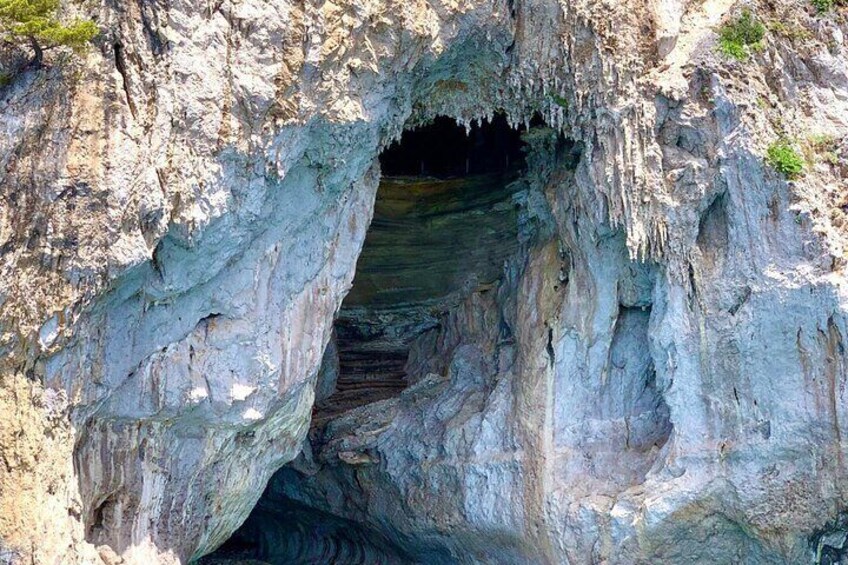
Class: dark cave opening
204,114,531,564
379,114,526,178
315,114,529,423
205,496,414,564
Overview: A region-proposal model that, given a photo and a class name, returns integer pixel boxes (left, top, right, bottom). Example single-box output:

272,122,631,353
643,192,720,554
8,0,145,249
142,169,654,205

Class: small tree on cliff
0,0,97,67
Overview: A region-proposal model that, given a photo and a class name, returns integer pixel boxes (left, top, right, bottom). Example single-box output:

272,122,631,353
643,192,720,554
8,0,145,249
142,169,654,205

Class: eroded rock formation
1,0,847,562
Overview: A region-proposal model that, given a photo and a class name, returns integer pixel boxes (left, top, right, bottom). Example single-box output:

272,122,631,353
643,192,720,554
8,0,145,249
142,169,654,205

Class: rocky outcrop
1,0,847,562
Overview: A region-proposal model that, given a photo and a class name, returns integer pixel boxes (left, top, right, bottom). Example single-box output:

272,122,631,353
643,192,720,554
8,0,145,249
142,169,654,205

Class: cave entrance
204,114,530,563
313,114,527,422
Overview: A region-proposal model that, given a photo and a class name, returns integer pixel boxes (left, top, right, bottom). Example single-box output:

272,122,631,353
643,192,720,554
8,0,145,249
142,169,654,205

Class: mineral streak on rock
0,0,847,563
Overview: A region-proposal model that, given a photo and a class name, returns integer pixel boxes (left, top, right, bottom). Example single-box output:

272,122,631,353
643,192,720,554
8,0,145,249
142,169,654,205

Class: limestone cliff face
0,0,847,562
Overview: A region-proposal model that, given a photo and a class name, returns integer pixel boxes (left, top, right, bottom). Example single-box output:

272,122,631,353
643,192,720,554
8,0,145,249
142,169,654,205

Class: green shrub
811,0,847,12
551,94,568,109
718,10,766,61
766,140,805,179
0,0,98,67
810,0,848,14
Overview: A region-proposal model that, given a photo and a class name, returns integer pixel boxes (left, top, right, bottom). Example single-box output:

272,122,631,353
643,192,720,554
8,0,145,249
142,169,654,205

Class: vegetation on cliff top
0,0,97,67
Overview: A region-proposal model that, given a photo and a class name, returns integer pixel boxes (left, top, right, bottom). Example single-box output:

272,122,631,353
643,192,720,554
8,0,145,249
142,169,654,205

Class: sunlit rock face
2,0,848,562
210,76,848,563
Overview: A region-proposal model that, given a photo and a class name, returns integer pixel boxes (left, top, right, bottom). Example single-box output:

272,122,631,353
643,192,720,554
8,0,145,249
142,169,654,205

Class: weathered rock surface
1,0,848,562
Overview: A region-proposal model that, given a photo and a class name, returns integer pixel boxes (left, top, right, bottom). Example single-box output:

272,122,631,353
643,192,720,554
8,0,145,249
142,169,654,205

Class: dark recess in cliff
316,114,529,421
380,114,525,178
205,114,532,563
